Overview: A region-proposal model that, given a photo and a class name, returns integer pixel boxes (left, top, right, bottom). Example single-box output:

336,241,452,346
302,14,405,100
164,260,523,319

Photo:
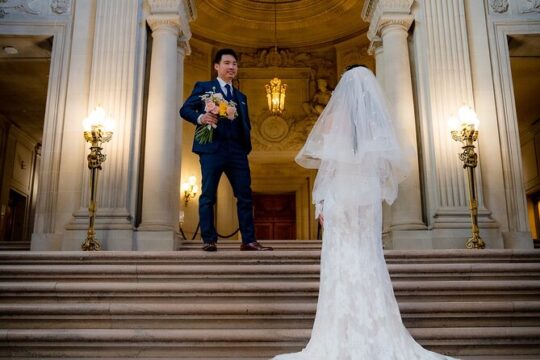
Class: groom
180,48,272,252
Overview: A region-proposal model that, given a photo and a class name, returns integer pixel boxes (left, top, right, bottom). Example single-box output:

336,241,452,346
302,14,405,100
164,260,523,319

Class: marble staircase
0,248,539,359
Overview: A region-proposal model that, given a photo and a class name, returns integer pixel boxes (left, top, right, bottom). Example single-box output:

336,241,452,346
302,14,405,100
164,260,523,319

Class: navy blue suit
180,79,255,244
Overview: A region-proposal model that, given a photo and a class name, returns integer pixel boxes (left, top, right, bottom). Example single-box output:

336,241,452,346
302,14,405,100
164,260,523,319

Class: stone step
1,301,539,329
1,262,538,282
0,327,539,358
0,249,539,265
1,280,539,303
178,240,322,251
3,357,539,360
0,241,30,251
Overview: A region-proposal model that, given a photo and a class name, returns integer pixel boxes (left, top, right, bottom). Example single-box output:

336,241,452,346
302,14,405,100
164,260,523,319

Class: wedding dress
271,67,457,360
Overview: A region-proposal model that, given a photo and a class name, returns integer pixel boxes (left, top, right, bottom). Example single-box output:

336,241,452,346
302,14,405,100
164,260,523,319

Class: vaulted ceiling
190,0,369,48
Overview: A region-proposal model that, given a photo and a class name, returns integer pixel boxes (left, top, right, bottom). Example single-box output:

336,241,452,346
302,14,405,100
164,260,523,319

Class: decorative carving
183,0,197,21
489,0,509,13
146,14,182,33
146,0,182,13
362,0,414,40
376,14,414,35
303,78,332,116
146,0,194,42
252,111,318,151
239,47,336,85
240,47,296,68
0,0,40,17
368,37,383,56
51,0,69,14
259,115,290,142
520,0,540,13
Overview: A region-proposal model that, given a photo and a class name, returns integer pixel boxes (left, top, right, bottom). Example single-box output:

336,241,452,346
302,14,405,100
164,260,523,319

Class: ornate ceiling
190,0,368,48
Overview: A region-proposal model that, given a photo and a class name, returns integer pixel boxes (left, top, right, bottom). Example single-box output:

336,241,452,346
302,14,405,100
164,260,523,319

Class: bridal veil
295,66,410,208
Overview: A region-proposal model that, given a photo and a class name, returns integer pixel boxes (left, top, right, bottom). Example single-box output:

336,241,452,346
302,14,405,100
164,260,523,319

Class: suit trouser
198,141,255,244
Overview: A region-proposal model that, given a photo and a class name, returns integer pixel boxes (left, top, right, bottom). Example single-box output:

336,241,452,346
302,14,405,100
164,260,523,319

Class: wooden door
253,193,296,240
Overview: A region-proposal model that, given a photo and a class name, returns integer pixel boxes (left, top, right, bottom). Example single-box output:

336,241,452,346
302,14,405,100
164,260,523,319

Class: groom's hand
201,112,218,126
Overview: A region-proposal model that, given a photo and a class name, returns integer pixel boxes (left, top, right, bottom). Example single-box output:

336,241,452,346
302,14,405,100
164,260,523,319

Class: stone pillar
363,0,426,240
136,0,193,250
368,37,385,88
61,0,143,250
175,41,188,238
411,0,500,248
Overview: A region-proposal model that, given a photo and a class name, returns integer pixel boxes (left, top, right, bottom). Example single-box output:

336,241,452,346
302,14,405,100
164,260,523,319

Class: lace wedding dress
272,190,456,360
271,66,457,360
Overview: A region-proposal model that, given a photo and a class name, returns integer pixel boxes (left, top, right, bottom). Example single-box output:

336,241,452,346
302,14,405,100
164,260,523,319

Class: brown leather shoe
202,242,217,252
240,241,273,251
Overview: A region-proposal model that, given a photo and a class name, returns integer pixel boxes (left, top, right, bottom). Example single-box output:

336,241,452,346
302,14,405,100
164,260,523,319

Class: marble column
411,0,500,248
174,41,188,239
365,1,426,233
368,37,385,89
61,0,143,250
136,0,194,249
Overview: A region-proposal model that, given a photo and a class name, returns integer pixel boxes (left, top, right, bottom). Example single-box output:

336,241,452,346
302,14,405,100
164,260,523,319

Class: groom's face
214,54,238,83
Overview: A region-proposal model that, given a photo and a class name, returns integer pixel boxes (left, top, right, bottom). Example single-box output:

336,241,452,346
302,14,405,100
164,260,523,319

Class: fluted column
137,0,193,249
412,0,500,247
363,0,426,233
62,0,143,250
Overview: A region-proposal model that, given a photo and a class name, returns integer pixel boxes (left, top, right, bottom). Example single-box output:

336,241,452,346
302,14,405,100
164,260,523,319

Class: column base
134,229,177,251
31,233,63,251
502,231,534,249
61,229,135,251
387,227,503,250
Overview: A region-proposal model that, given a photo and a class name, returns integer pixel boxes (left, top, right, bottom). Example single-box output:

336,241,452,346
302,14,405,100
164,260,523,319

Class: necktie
224,84,232,101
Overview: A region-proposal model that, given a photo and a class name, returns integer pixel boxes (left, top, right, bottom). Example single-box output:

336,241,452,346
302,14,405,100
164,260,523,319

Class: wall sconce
81,106,114,251
449,105,485,249
181,175,199,206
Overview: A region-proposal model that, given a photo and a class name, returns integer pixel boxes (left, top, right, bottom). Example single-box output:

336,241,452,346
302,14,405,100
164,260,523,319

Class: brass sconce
181,175,199,206
81,106,114,251
449,106,485,249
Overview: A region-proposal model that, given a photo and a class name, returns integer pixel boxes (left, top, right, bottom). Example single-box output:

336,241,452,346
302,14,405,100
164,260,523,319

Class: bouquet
195,87,238,144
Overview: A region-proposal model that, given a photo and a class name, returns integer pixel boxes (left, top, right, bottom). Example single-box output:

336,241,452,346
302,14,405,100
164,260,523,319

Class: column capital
145,0,196,41
367,36,383,56
178,36,191,56
362,0,414,41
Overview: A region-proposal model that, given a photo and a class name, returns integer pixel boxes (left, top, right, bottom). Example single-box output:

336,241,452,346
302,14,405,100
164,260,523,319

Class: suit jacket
180,79,252,154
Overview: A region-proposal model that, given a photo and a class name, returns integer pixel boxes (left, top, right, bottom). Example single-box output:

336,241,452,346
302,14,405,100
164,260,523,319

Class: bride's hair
344,64,368,72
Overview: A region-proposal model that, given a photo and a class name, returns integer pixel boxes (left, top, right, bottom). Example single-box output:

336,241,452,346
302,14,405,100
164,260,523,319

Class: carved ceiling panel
190,0,368,48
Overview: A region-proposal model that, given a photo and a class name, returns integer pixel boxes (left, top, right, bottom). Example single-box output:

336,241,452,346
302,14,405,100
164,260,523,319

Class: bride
271,65,457,360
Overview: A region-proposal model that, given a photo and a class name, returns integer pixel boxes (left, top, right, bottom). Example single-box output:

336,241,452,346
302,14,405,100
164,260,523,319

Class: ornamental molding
178,36,191,56
146,0,193,42
51,0,69,14
361,0,414,22
0,0,40,17
520,0,540,13
367,36,383,56
146,13,182,33
0,0,72,18
146,0,181,14
252,111,318,151
362,0,414,40
489,0,509,13
183,0,197,21
377,14,414,32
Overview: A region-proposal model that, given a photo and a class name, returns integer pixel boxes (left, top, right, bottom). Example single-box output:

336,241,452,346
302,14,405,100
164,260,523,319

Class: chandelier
265,0,287,113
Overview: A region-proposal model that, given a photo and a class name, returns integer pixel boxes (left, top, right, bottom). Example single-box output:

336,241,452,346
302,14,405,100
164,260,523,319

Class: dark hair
344,64,368,72
213,48,238,64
